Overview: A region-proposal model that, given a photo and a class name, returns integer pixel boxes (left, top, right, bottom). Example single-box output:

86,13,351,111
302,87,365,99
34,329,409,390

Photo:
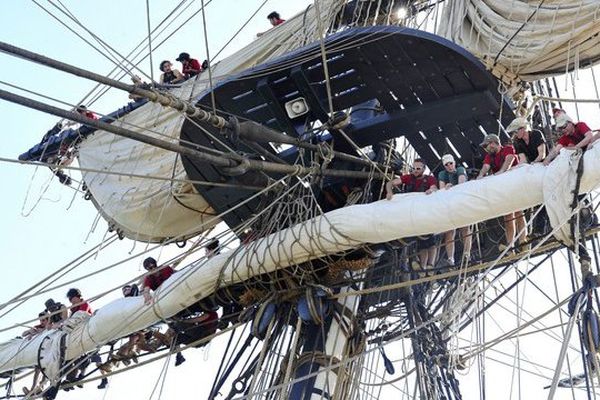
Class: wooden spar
0,88,384,180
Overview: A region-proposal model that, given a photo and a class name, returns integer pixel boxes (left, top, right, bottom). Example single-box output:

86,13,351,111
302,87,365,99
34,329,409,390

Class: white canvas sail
438,0,600,81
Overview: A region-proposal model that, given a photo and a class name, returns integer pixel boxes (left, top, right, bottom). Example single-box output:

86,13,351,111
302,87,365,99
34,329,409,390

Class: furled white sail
438,0,600,82
77,0,346,242
1,145,599,377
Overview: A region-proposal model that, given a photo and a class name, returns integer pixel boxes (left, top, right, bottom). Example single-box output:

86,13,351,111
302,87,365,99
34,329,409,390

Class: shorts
416,234,438,250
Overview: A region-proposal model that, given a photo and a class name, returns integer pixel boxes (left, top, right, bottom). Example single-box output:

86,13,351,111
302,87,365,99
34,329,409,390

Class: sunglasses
444,162,454,166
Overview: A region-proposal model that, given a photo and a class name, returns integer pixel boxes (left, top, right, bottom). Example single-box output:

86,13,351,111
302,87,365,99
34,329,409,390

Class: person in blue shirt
438,154,472,266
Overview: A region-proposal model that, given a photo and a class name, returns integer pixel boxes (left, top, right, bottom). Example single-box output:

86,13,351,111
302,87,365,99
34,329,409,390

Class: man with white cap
438,154,472,265
507,117,546,163
544,113,595,165
477,134,528,252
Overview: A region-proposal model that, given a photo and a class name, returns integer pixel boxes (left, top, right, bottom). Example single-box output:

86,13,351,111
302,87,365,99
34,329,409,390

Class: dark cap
122,284,139,297
66,288,81,299
176,52,190,62
44,298,56,309
143,257,157,269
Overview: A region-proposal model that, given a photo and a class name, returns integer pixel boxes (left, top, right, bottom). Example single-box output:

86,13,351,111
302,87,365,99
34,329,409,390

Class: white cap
555,113,573,129
506,117,529,133
441,154,455,165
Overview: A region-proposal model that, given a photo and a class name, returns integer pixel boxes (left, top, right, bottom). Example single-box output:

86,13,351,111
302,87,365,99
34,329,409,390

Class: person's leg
418,248,428,269
515,210,527,244
444,230,455,263
503,213,515,247
460,226,472,261
427,245,438,268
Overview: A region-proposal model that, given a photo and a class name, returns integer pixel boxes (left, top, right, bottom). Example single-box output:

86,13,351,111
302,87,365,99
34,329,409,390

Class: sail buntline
438,0,600,82
1,144,599,377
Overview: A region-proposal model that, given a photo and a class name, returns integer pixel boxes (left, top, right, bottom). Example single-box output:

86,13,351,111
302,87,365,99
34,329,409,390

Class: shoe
516,242,532,254
97,378,108,390
175,353,186,367
97,362,112,373
498,244,515,255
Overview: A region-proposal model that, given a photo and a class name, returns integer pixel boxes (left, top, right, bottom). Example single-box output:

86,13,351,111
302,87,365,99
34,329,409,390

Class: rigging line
478,284,578,350
461,295,572,362
0,79,74,109
0,234,118,313
76,0,195,107
47,0,149,81
0,157,264,191
313,0,334,116
332,207,593,300
200,0,216,114
212,0,270,60
0,75,238,154
145,0,155,83
0,175,292,324
90,0,218,99
1,88,385,180
0,237,119,323
492,0,548,65
30,0,134,78
230,316,447,400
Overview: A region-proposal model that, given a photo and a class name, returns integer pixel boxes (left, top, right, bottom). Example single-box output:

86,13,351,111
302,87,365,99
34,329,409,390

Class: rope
145,0,154,83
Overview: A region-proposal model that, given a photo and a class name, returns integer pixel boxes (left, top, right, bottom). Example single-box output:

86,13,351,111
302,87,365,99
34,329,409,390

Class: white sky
1,1,600,399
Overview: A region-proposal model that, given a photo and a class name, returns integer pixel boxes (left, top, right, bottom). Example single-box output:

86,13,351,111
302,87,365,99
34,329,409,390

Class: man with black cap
477,134,527,252
175,52,202,78
44,298,68,328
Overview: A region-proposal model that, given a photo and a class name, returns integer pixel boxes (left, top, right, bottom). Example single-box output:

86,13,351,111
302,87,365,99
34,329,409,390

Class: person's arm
575,130,594,149
518,153,527,164
543,144,563,165
477,163,490,179
172,69,185,83
143,286,152,305
496,154,515,174
533,144,546,163
438,172,447,189
385,177,403,200
60,305,69,321
159,73,165,84
425,176,438,195
184,60,201,75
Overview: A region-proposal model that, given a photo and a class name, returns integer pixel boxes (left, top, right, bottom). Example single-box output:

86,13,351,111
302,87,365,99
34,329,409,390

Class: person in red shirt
267,11,285,26
66,288,92,316
477,134,527,252
544,113,596,165
257,12,285,37
175,52,203,78
386,158,438,270
76,105,98,120
142,257,175,304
